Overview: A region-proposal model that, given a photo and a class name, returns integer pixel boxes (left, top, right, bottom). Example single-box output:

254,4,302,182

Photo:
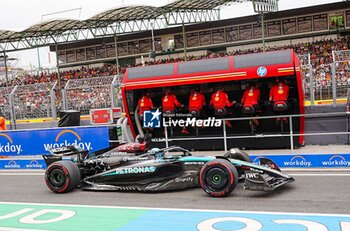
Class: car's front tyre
199,159,238,197
45,161,81,193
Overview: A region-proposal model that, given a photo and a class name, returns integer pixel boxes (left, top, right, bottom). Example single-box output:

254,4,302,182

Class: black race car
43,144,294,197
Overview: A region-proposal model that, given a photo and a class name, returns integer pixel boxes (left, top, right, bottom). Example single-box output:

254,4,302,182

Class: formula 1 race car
43,144,294,197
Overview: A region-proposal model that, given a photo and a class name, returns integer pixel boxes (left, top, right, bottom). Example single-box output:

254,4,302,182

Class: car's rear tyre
199,159,238,197
45,161,80,193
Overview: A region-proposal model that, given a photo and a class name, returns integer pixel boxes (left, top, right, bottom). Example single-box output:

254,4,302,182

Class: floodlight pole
36,47,41,74
41,7,82,74
252,0,279,52
261,13,265,52
150,22,156,62
3,50,9,88
114,34,120,76
55,44,62,91
182,23,187,61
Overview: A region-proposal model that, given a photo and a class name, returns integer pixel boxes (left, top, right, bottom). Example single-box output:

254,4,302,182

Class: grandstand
0,1,350,120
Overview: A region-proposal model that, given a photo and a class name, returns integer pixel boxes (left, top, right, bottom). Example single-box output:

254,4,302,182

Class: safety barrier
0,126,111,156
62,75,121,115
252,153,350,168
1,151,349,170
0,112,349,169
0,159,46,169
163,111,349,152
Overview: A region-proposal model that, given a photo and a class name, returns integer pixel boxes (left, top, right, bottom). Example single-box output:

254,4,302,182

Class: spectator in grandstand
0,113,6,131
269,78,290,123
241,82,261,126
210,87,236,128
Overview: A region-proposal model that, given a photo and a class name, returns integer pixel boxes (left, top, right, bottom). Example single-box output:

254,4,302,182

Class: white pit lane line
0,173,44,176
289,173,350,176
1,201,350,217
0,228,48,231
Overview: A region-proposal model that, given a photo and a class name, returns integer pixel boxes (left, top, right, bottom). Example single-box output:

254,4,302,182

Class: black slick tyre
45,161,81,193
199,159,238,197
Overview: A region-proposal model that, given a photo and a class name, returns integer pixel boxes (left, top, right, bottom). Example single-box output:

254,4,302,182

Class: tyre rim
205,167,228,191
49,168,66,188
212,174,222,184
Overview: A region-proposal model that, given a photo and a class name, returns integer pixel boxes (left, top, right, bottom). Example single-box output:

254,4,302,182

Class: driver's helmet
148,148,160,154
229,148,238,154
148,148,165,159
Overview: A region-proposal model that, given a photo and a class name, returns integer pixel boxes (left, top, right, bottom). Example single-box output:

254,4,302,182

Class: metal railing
163,112,350,152
314,85,349,101
332,50,350,107
10,82,57,120
0,86,14,118
62,75,120,115
297,50,350,105
298,54,314,104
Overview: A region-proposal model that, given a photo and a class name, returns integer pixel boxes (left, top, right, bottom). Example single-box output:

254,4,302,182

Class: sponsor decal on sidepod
115,166,156,174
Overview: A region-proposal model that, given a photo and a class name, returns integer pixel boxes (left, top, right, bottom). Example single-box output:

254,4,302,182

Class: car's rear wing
43,146,89,167
48,146,87,156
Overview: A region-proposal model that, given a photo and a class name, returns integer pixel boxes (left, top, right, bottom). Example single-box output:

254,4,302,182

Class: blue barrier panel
0,126,110,156
0,159,46,169
1,153,350,170
252,154,350,168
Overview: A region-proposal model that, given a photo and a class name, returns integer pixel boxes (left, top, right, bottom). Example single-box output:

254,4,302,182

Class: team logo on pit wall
257,66,267,77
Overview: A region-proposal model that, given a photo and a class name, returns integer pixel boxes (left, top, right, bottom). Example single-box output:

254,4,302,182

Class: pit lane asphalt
0,171,349,214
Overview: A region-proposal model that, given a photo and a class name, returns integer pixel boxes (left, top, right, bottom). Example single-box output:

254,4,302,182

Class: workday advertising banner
0,126,109,156
252,154,350,168
0,159,46,169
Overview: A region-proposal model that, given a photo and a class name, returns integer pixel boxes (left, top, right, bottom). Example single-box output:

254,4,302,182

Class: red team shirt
138,96,154,115
189,92,206,110
162,93,182,111
210,91,233,109
270,83,289,102
0,117,6,131
241,87,260,106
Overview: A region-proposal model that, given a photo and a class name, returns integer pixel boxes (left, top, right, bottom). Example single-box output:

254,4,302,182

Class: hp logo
257,66,267,77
